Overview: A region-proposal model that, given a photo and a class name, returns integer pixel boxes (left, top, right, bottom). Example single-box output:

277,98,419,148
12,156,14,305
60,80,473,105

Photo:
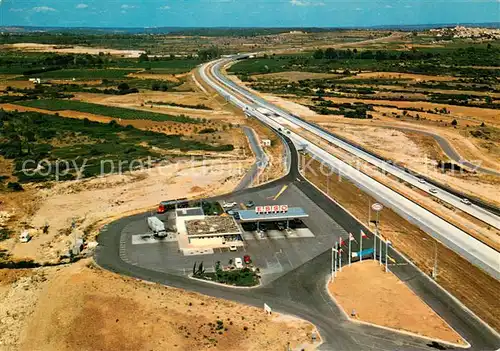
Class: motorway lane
209,58,500,230
202,59,500,278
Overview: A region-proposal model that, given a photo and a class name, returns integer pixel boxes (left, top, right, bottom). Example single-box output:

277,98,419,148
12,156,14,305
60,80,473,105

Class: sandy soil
72,91,238,120
0,260,320,351
1,43,145,58
328,261,466,346
303,156,500,332
259,94,500,172
343,72,458,82
0,159,251,263
127,71,181,82
252,71,341,82
323,97,500,127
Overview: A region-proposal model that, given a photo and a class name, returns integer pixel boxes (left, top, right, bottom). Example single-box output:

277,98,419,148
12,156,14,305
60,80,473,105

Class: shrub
7,182,23,191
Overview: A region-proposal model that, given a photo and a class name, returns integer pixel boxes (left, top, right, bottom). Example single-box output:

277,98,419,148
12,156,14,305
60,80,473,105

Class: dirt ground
0,159,251,263
0,260,320,351
303,156,500,332
1,43,145,58
323,96,500,128
253,71,341,82
72,91,237,121
260,93,500,173
318,123,500,207
343,72,458,82
328,261,466,346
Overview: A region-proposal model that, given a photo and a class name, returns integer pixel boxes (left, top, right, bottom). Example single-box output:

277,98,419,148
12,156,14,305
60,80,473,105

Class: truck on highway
147,216,167,237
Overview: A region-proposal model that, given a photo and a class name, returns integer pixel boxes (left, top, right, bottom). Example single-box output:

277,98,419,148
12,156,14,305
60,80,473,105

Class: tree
485,96,493,104
312,49,324,59
138,53,149,62
451,119,458,126
117,82,130,91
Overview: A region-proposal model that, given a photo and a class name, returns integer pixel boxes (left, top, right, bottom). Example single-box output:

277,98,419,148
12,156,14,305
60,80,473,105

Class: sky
0,0,499,28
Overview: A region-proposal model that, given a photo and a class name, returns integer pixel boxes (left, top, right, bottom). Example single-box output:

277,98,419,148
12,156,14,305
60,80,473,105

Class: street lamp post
422,237,438,280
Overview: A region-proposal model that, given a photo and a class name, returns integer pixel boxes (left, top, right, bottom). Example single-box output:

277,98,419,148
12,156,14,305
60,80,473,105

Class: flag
349,233,355,241
339,237,345,247
360,230,364,261
361,230,368,238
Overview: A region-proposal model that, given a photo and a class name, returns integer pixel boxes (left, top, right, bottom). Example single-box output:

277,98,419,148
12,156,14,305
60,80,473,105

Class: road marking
273,185,288,201
388,256,396,263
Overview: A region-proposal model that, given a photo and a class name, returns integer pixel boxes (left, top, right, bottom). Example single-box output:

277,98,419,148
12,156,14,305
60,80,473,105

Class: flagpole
339,245,342,272
385,240,389,272
373,231,377,261
348,234,352,266
334,244,337,277
331,248,334,282
379,234,383,266
360,231,363,262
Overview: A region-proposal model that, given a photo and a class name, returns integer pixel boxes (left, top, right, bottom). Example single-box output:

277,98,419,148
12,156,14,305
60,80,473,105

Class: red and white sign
255,205,289,214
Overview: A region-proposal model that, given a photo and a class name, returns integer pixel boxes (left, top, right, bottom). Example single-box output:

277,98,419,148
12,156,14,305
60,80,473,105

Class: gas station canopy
238,207,308,222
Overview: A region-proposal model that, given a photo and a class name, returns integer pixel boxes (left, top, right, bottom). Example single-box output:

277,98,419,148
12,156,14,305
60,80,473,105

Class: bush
7,182,23,191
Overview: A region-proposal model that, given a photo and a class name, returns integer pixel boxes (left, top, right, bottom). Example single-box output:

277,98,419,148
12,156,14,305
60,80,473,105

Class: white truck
147,216,167,237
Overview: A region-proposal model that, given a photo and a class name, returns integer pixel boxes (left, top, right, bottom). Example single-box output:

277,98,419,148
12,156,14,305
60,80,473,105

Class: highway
199,59,500,279
208,58,500,231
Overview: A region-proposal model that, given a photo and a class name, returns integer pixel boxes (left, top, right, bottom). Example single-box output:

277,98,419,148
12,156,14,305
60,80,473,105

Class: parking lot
121,182,348,285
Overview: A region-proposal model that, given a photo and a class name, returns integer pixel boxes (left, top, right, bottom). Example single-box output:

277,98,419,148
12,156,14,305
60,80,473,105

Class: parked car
245,200,255,208
19,230,31,243
276,222,286,231
222,201,237,209
234,257,243,269
243,255,251,264
229,245,237,252
429,188,438,194
461,198,471,205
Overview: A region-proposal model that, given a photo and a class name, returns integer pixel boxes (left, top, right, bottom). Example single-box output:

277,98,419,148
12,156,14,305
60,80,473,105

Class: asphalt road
235,126,268,190
95,137,500,350
391,126,500,177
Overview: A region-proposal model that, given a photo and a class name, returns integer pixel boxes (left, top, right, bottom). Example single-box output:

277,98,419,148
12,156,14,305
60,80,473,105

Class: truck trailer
147,216,167,237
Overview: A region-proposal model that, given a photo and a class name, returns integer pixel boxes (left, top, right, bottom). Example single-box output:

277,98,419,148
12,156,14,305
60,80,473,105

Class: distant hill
0,23,499,36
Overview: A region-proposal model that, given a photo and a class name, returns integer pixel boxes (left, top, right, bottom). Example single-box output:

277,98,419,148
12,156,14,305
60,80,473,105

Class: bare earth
328,260,467,346
0,260,320,351
1,159,251,263
1,43,145,58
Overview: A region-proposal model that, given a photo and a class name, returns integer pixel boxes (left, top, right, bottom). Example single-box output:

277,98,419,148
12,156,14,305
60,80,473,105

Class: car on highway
222,201,237,209
418,178,425,184
243,255,251,264
429,188,438,194
234,257,243,269
461,198,472,205
245,200,255,208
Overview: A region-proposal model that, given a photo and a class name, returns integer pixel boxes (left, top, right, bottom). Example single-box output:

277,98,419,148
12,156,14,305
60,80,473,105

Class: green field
32,68,140,79
15,99,200,123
